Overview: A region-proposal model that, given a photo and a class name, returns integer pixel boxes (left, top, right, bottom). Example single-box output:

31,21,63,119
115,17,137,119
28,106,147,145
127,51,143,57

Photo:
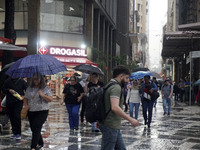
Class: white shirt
126,88,141,103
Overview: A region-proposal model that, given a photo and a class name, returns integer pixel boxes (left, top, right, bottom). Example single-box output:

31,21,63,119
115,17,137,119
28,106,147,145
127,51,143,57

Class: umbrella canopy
0,43,27,51
150,71,161,78
195,79,200,85
130,71,153,80
1,62,15,72
6,54,67,78
73,64,104,75
133,67,149,72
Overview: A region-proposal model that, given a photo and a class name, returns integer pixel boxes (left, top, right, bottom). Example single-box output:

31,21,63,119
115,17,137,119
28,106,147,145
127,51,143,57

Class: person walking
61,75,84,131
126,80,141,120
23,72,52,150
173,81,179,104
99,66,138,150
85,73,104,132
2,77,28,139
140,75,158,128
178,79,185,102
79,73,89,124
152,77,159,108
161,79,173,116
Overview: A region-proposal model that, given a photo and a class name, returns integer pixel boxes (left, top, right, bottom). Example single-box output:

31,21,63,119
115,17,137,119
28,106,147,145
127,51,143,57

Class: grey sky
149,0,167,72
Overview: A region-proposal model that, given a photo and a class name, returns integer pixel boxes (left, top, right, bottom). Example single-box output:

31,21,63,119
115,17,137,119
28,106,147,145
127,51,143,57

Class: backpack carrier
85,82,120,123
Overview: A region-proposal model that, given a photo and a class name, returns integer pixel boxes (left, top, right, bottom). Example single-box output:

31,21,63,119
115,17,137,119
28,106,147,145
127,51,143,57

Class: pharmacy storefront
38,45,95,98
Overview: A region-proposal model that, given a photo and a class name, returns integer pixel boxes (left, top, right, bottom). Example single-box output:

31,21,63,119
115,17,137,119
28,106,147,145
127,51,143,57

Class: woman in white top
126,80,141,120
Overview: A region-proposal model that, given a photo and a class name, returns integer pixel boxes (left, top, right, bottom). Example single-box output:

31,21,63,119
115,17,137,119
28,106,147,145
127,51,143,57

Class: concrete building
129,0,149,68
0,0,131,97
162,0,200,105
0,0,131,78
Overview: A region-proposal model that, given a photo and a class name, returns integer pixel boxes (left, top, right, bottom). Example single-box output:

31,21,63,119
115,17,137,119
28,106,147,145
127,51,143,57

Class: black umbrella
73,64,104,75
133,67,149,72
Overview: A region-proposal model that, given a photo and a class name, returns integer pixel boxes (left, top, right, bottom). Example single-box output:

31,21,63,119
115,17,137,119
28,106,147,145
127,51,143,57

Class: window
40,0,84,34
0,0,28,30
137,4,140,11
137,26,140,33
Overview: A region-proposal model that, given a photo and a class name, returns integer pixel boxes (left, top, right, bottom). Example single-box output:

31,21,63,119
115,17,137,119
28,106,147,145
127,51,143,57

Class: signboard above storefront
38,46,87,57
38,45,96,66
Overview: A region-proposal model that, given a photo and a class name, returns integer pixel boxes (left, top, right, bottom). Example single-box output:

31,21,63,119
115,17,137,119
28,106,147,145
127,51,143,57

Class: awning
0,43,27,51
162,31,200,57
178,22,200,31
54,56,97,66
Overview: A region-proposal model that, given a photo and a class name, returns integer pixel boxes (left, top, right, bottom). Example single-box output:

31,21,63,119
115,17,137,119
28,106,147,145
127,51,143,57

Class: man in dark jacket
2,78,28,139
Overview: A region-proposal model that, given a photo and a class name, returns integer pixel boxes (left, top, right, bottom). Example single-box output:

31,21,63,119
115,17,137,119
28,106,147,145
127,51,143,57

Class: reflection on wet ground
0,98,200,150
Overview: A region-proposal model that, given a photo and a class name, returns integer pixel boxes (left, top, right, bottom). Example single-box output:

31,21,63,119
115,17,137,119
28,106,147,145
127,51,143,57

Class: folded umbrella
6,54,67,78
73,64,104,75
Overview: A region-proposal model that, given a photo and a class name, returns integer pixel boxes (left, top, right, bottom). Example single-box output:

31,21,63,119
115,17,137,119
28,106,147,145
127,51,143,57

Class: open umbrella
133,67,149,72
73,64,104,75
195,79,200,85
130,71,153,80
6,54,67,78
0,43,27,51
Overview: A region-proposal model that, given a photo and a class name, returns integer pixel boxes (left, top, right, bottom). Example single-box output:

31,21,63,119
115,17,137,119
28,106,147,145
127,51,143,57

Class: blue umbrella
195,79,200,85
130,71,153,80
6,54,67,78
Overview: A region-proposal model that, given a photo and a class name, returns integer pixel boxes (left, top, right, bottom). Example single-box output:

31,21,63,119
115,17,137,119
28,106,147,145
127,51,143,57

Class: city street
0,97,200,150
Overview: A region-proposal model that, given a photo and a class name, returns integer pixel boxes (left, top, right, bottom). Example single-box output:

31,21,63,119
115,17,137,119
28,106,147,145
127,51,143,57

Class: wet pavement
0,97,200,150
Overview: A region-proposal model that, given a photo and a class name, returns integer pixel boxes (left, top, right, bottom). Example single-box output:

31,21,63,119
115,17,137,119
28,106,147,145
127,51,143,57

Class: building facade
162,0,200,82
0,0,132,96
129,0,149,68
162,0,200,105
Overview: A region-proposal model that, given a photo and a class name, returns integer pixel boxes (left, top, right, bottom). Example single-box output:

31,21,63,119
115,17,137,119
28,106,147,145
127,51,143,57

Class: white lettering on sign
50,47,87,57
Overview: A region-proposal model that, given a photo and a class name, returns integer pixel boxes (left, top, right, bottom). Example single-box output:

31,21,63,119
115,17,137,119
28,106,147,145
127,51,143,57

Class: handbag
21,107,28,119
150,91,160,101
1,96,6,107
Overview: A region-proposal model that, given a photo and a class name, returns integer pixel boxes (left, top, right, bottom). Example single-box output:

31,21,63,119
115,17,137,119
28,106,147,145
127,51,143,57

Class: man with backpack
161,79,173,116
99,66,138,150
85,73,104,132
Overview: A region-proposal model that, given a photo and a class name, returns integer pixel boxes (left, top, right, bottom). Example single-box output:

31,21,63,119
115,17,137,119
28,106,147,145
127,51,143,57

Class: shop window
40,0,84,34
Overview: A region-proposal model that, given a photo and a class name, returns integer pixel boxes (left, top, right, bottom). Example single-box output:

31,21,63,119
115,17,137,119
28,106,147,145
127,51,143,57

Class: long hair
30,72,46,89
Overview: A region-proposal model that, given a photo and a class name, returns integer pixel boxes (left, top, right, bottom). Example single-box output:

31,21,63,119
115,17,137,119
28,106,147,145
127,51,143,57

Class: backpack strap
104,82,122,120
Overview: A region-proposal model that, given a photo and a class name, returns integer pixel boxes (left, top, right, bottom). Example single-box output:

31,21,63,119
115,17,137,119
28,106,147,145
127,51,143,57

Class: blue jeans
129,102,140,120
99,124,126,150
66,104,80,129
141,99,154,125
163,97,172,115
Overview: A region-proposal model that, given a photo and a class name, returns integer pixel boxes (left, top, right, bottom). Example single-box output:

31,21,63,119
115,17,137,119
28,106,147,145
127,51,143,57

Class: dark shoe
163,112,167,115
74,126,79,130
15,134,21,140
147,124,151,128
10,134,16,139
92,129,100,132
167,113,170,116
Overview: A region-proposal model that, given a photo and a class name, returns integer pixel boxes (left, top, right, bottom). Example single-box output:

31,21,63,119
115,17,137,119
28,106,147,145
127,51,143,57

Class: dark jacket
2,78,28,104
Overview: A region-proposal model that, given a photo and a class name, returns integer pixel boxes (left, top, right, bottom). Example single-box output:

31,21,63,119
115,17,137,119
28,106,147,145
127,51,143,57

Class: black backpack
150,82,160,101
85,82,120,123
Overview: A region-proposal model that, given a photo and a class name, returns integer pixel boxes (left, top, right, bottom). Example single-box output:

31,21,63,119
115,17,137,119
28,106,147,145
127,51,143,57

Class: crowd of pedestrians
0,65,200,150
